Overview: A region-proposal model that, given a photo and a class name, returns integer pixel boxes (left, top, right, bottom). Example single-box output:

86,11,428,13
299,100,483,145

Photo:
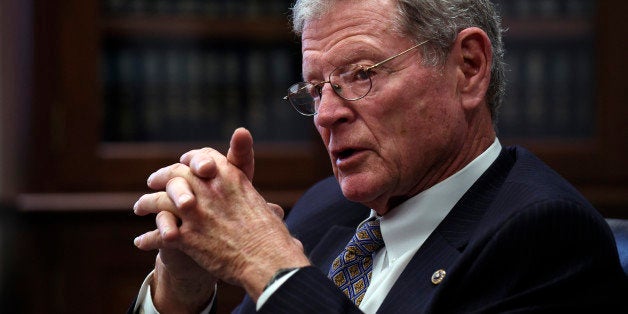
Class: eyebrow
309,51,376,78
301,45,385,81
340,48,381,65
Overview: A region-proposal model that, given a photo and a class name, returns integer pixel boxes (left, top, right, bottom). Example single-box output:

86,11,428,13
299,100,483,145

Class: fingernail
178,194,192,207
162,228,169,238
134,235,142,247
180,152,189,162
133,200,139,212
147,173,155,185
197,159,209,169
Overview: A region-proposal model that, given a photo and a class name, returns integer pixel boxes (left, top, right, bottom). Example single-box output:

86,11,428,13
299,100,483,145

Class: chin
337,173,384,205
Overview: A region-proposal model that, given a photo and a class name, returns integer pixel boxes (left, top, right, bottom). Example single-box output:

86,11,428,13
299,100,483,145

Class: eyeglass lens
286,65,373,115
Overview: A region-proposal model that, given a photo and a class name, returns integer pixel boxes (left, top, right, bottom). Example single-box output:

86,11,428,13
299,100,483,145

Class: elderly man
130,0,627,312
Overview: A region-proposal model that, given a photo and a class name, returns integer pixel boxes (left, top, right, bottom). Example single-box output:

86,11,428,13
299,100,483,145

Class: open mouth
337,149,356,160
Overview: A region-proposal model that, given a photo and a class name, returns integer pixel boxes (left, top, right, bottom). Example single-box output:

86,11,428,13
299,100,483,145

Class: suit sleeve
257,266,363,314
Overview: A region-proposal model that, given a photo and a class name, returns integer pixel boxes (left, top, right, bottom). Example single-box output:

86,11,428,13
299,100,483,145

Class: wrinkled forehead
299,1,403,79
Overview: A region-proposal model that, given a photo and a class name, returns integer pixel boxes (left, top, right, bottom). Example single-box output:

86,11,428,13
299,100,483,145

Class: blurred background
1,0,626,313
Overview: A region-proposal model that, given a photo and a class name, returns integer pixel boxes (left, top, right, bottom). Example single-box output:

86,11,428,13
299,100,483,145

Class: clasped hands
132,128,310,311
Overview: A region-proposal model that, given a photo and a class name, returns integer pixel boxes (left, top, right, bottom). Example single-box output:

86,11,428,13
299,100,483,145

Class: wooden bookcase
24,0,330,206
22,0,626,214
493,0,628,217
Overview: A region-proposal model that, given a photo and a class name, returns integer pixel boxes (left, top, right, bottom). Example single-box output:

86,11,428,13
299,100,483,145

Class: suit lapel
308,225,356,272
377,148,515,313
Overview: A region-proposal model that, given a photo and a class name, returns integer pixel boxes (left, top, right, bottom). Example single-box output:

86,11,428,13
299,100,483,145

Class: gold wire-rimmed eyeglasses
283,40,429,116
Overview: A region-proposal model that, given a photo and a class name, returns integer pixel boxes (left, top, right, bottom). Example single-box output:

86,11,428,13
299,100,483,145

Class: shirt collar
368,138,502,261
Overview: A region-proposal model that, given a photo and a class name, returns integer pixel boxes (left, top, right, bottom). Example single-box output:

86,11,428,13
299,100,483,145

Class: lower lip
335,150,367,169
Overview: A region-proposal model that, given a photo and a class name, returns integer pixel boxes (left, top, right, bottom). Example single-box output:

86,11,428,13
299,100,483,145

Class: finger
267,202,285,219
178,128,253,180
227,127,255,181
156,210,181,243
180,147,222,179
147,163,192,190
133,192,179,217
189,151,219,179
180,147,218,166
133,229,162,251
166,177,196,210
293,238,305,253
179,148,202,165
133,211,182,251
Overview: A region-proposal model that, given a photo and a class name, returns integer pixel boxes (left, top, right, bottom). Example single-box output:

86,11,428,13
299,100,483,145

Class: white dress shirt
136,139,502,313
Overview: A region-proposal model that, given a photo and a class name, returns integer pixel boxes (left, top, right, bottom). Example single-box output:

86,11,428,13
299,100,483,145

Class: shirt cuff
256,268,300,311
134,270,216,314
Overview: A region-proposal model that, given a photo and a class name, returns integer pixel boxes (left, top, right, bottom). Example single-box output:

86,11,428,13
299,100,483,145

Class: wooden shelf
502,17,594,40
102,16,296,41
17,192,143,212
97,140,314,159
16,189,308,212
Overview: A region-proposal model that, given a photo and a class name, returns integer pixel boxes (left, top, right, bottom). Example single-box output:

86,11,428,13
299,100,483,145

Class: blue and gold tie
328,218,385,306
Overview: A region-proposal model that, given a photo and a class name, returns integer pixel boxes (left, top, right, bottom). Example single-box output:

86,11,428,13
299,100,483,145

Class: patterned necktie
328,218,385,306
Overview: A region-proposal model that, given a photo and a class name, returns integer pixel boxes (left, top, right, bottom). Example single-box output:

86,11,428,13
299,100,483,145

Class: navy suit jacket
233,146,628,313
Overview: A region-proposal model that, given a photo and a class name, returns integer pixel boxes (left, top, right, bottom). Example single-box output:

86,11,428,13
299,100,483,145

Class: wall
0,0,32,311
0,0,31,202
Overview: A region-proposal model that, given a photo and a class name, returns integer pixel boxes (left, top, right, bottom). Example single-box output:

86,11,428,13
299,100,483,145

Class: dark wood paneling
10,210,246,314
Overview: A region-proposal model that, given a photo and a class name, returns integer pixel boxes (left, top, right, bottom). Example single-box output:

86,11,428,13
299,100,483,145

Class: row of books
100,0,596,142
102,0,595,18
493,0,595,19
102,0,293,17
102,42,595,142
498,40,594,138
102,43,313,142
103,0,594,19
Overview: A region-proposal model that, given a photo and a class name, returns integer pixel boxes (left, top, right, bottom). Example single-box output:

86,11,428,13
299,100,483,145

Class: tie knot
346,218,384,256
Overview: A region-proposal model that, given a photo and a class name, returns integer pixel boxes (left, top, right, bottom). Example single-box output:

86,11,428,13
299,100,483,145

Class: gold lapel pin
431,269,446,285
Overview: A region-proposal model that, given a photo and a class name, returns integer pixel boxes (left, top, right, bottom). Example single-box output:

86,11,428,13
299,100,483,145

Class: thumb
227,127,254,181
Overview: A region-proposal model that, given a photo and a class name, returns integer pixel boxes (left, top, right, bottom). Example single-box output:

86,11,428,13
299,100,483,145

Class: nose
314,83,353,128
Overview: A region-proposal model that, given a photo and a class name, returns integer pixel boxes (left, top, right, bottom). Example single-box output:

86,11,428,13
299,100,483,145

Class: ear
452,27,492,111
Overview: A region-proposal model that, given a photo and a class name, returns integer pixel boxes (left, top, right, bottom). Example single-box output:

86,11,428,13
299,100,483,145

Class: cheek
396,74,460,134
376,88,458,170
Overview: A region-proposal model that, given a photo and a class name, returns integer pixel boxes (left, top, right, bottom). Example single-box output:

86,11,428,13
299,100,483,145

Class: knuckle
187,148,200,156
165,176,183,190
200,147,215,154
170,163,187,174
156,210,170,220
155,193,174,213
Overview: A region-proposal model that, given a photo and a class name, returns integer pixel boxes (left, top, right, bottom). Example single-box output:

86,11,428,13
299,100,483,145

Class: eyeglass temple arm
365,40,429,71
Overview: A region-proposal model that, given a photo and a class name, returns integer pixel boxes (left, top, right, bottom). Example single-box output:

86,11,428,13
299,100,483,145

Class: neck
375,117,496,216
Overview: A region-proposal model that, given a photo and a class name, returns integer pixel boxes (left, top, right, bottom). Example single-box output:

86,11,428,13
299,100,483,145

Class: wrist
263,267,300,291
240,254,311,302
152,258,215,313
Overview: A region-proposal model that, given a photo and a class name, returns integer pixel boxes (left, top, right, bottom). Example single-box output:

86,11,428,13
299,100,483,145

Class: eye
313,83,323,97
305,82,323,98
353,68,371,81
340,66,372,83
